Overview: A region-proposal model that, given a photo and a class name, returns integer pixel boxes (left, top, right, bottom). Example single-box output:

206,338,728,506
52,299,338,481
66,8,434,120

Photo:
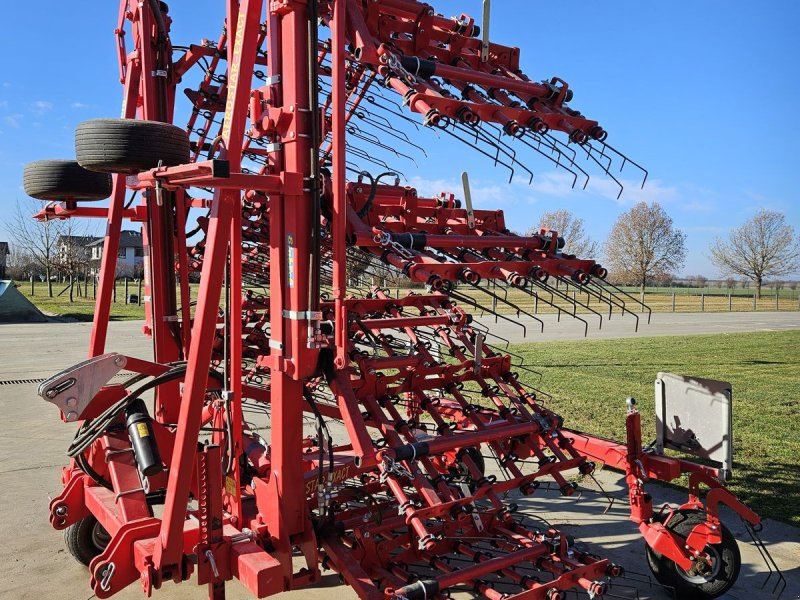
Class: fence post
701,294,704,312
753,293,756,310
728,294,732,311
138,278,142,305
30,276,34,296
640,290,645,313
534,292,538,314
776,293,779,311
124,278,129,304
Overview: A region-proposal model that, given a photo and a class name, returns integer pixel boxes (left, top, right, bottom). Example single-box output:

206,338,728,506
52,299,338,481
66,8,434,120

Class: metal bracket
282,310,323,321
461,171,476,229
264,142,283,152
264,74,281,86
268,339,284,351
480,0,491,62
38,353,127,422
473,331,484,375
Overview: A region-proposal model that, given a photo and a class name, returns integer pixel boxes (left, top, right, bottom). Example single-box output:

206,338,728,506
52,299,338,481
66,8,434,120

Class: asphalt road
0,313,797,600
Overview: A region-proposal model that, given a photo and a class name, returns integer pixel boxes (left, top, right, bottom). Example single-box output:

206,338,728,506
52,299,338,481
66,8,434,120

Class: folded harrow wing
25,1,785,599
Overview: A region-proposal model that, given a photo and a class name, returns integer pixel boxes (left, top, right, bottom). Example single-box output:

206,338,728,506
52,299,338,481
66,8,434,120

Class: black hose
356,170,397,218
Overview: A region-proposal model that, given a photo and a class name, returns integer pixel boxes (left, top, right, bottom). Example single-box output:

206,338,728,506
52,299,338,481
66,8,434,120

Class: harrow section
25,1,784,599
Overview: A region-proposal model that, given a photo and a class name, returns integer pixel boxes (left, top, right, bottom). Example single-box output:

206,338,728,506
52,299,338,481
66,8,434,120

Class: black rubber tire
64,516,110,566
75,118,190,174
23,160,112,201
645,510,741,599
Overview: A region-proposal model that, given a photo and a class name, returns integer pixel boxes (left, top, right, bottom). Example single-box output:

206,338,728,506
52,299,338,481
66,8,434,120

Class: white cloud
3,114,22,128
31,100,53,115
71,101,92,109
407,175,524,207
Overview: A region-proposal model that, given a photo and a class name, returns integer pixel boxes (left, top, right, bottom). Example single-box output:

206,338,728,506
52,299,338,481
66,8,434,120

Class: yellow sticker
136,422,150,438
225,476,238,496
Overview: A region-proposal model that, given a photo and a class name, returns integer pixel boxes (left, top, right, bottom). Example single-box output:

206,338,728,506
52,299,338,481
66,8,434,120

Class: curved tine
527,280,591,336
517,132,579,188
467,281,545,334
558,276,616,319
535,133,591,190
347,128,420,167
597,139,649,188
452,121,501,168
543,132,578,161
355,111,428,158
584,279,635,319
439,124,516,183
447,289,527,337
519,282,603,329
598,279,652,325
364,93,423,130
470,322,514,350
357,112,429,157
546,277,605,327
581,145,625,200
464,122,534,184
544,279,604,327
344,141,405,176
483,123,536,185
501,285,549,333
583,140,613,172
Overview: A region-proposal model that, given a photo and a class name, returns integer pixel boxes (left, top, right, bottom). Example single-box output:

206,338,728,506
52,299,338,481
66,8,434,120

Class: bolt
66,411,78,422
114,356,126,367
66,397,77,408
363,531,370,539
55,505,67,516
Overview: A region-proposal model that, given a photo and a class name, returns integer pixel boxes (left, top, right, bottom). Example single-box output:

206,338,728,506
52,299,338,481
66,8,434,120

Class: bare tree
725,277,737,290
54,219,93,302
8,199,64,297
710,210,800,299
527,209,598,258
603,202,686,290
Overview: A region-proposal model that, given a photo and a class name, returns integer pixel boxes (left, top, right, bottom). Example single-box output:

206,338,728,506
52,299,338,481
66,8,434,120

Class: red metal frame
33,2,771,599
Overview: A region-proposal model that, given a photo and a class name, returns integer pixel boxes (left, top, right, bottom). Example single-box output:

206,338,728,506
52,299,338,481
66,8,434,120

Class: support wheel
75,118,190,174
23,160,112,201
64,516,110,566
645,510,741,599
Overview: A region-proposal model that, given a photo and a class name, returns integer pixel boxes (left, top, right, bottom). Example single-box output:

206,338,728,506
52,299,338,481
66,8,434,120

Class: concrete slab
1,316,798,599
474,311,800,345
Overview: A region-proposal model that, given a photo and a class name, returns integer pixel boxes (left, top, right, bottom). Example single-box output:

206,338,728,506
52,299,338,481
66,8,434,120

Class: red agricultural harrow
24,1,785,599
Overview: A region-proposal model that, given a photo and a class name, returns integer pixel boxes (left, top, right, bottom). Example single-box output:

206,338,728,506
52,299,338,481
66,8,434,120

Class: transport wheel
75,118,190,174
645,510,741,599
64,516,110,566
23,160,112,201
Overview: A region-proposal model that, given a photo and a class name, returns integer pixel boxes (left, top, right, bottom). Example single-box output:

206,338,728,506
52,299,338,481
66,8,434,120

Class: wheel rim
91,520,111,551
675,544,723,584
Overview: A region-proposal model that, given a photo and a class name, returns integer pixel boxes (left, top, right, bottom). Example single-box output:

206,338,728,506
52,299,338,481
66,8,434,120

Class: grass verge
510,330,800,526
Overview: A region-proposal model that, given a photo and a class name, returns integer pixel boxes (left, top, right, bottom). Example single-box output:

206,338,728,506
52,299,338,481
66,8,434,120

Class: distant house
0,242,9,279
56,235,97,268
87,230,145,278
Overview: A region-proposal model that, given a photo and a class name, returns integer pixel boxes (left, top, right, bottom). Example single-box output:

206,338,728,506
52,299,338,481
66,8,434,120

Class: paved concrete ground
474,310,800,344
0,315,798,599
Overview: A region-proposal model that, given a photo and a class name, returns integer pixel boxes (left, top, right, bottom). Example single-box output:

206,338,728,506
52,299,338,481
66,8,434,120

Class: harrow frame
29,1,784,599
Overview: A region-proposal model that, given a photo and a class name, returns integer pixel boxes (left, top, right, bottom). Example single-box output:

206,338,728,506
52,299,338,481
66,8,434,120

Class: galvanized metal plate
654,372,733,477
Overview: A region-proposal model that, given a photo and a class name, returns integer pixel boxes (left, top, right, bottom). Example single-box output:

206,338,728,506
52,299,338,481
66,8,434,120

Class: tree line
6,197,799,301
526,205,799,298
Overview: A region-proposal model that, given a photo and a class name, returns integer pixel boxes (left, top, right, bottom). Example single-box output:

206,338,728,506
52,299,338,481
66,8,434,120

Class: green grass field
13,279,799,322
510,330,800,525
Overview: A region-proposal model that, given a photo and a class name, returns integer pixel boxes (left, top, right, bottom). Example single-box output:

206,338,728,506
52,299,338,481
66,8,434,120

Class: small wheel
645,510,741,599
64,516,110,566
23,160,112,201
75,118,190,174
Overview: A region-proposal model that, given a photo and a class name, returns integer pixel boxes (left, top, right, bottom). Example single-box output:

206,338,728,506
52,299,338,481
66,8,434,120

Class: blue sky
1,1,798,278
